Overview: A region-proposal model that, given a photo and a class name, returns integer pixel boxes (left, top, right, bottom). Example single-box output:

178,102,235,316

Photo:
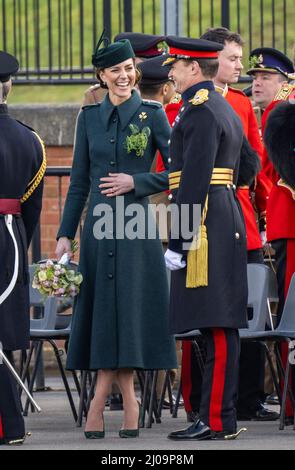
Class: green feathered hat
92,30,135,69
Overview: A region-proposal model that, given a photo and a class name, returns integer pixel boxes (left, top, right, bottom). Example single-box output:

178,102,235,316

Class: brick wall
41,146,73,259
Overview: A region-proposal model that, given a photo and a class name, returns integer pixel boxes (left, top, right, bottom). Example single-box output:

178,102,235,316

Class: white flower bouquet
32,242,83,298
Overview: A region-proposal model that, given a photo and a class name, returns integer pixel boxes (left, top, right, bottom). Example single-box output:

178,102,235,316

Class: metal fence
0,0,294,84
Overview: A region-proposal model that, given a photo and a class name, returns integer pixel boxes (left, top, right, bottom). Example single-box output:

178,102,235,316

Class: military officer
250,48,295,422
0,51,46,445
177,27,276,423
163,36,254,440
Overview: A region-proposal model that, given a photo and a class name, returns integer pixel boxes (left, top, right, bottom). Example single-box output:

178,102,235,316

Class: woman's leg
85,369,117,432
116,369,139,430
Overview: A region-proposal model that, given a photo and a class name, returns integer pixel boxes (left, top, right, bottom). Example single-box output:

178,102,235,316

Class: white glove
58,253,71,265
260,231,267,247
165,249,186,271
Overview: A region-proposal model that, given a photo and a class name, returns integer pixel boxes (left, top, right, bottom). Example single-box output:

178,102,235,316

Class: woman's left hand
99,173,135,197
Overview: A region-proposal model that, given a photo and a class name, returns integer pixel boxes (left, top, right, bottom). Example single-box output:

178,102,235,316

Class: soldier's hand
165,249,186,271
99,173,135,197
55,237,73,262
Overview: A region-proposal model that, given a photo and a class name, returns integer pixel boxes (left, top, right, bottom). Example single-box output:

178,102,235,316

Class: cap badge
190,89,209,106
157,41,169,54
249,54,264,69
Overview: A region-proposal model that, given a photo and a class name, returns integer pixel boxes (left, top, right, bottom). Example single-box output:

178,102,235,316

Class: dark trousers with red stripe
181,340,204,413
272,238,295,418
199,328,240,432
0,361,25,443
181,249,265,417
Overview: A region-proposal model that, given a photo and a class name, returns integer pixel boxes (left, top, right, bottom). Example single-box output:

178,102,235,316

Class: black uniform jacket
168,81,248,332
0,104,44,351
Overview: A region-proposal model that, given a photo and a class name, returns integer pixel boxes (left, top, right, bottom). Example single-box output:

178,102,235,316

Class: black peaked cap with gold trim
247,47,294,78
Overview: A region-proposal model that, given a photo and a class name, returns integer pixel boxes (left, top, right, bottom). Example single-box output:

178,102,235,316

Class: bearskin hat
264,102,295,188
237,135,261,186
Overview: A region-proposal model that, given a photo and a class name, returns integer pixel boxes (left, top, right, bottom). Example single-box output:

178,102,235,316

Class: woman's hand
99,173,135,197
55,237,73,261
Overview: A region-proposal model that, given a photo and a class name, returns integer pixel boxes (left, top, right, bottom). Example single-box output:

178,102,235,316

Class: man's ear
191,60,200,76
162,83,169,96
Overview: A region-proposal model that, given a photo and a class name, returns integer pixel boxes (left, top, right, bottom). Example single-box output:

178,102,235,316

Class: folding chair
241,272,295,430
21,262,79,422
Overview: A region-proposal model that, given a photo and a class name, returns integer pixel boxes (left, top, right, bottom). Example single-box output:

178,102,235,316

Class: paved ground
3,376,295,451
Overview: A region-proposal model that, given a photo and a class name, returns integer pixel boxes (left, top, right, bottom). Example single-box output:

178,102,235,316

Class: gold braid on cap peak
21,132,47,203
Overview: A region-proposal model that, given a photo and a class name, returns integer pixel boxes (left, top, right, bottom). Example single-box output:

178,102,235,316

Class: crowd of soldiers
0,26,295,445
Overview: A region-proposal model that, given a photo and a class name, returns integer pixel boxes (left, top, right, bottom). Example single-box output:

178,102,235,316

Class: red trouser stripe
0,415,4,439
181,341,193,413
209,329,227,432
282,239,295,416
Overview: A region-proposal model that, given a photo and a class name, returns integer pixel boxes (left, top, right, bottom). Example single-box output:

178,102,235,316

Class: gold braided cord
274,83,295,101
21,132,47,203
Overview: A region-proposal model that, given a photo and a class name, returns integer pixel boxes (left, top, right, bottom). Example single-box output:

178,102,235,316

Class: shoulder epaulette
170,93,182,104
189,89,209,106
141,99,162,109
21,132,47,203
274,83,295,102
82,103,101,110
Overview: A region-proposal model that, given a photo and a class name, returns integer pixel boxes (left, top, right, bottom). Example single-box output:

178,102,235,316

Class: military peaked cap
247,47,294,78
163,36,223,65
138,56,171,86
0,51,19,82
114,32,167,58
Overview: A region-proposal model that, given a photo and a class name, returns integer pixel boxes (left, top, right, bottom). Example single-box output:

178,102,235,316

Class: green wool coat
57,90,177,370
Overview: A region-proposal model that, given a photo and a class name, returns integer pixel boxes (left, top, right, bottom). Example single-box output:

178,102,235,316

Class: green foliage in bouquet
125,124,151,157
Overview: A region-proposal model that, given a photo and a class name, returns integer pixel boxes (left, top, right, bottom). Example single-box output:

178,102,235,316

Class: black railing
1,0,294,84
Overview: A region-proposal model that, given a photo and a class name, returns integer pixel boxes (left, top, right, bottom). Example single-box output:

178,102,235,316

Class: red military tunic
262,85,295,242
223,86,272,251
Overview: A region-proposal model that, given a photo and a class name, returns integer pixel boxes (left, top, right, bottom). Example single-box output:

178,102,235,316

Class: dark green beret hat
92,31,135,69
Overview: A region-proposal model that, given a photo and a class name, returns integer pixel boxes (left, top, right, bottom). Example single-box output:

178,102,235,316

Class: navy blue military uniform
0,51,45,445
165,37,249,440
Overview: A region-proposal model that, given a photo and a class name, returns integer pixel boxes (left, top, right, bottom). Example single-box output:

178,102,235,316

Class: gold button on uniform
168,158,172,164
235,233,240,240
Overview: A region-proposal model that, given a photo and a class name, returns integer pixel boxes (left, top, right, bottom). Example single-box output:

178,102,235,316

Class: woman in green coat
56,36,177,438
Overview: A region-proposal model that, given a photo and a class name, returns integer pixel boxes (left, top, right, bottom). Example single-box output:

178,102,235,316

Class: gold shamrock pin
139,112,147,121
189,89,209,106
